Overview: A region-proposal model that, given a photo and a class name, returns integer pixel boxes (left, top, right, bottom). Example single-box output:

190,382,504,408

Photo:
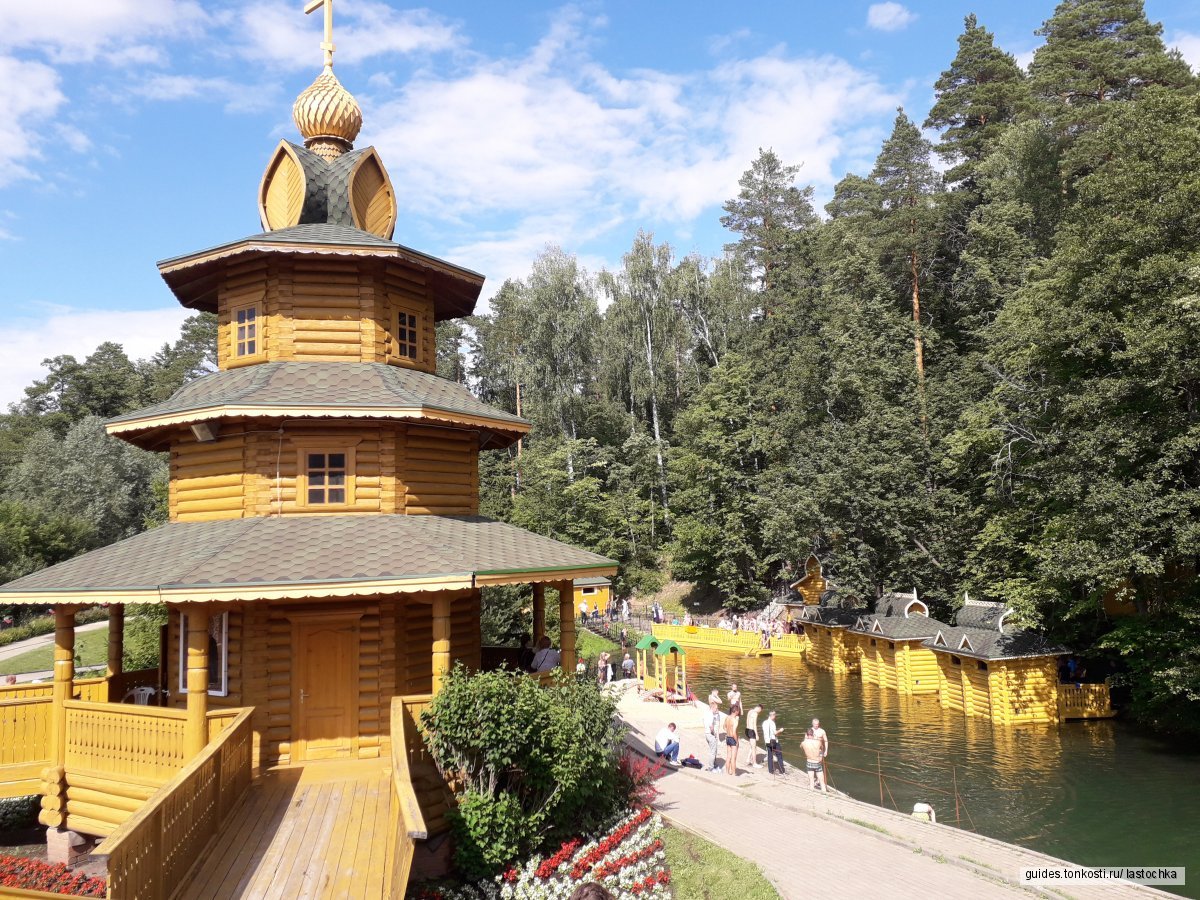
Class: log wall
168,422,479,521
214,257,437,373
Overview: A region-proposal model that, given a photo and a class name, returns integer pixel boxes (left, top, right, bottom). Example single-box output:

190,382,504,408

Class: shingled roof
0,516,617,605
157,223,484,319
953,598,1010,630
922,626,1069,661
106,362,528,448
850,613,946,641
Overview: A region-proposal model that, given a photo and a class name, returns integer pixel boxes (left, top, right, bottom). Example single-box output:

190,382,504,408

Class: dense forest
2,0,1198,734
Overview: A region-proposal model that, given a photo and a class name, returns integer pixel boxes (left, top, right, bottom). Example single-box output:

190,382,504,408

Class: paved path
617,689,1163,900
0,620,107,663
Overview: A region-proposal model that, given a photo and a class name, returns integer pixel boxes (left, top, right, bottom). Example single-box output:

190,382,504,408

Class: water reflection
684,648,1200,898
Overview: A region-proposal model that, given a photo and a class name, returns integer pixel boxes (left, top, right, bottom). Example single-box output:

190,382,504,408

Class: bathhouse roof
922,627,1069,661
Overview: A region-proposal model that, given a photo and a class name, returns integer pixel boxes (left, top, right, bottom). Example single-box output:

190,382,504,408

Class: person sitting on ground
744,703,763,768
531,636,561,673
621,652,635,678
802,727,827,792
655,723,681,765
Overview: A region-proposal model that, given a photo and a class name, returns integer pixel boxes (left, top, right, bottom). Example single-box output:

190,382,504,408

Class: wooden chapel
0,5,616,889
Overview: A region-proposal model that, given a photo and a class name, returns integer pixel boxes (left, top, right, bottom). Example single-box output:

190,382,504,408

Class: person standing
579,598,589,625
802,727,827,792
621,652,635,679
723,705,740,775
744,703,763,767
761,711,783,775
727,683,741,713
811,718,829,759
704,700,723,772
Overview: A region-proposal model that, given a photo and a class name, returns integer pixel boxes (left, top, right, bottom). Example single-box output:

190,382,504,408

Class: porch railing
385,695,430,898
95,707,254,900
1057,682,1114,720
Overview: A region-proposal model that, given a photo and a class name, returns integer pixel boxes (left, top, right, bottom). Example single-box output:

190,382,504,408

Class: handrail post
432,595,452,695
107,604,124,702
532,583,546,644
185,605,211,760
558,580,576,675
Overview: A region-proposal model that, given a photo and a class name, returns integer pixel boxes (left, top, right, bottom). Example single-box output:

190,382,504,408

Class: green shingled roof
0,515,617,603
106,362,528,445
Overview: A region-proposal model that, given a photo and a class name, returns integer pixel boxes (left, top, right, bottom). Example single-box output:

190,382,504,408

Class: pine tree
720,148,818,295
925,14,1029,187
1029,0,1193,113
870,110,942,416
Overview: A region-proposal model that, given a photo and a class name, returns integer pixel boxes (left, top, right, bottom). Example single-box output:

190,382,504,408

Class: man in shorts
704,700,723,771
744,703,763,767
801,727,827,792
811,718,829,759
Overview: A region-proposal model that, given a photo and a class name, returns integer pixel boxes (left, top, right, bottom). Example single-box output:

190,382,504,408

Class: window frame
178,611,230,697
230,301,265,364
392,303,423,364
295,439,359,511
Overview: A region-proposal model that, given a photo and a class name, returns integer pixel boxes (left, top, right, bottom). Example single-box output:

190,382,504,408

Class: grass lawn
662,824,780,899
0,624,110,677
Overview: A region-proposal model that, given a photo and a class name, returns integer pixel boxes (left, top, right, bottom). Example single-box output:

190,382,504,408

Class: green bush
123,607,168,671
420,665,629,880
0,795,38,832
0,606,108,649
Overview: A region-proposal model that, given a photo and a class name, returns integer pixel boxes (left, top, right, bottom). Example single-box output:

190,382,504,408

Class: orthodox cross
304,0,336,67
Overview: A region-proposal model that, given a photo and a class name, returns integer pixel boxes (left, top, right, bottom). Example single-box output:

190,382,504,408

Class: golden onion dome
292,65,363,160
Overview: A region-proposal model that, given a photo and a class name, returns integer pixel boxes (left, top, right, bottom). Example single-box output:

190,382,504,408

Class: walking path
617,688,1164,900
0,620,108,682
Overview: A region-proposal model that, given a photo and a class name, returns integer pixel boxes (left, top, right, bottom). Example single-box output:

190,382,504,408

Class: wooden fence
1057,682,1115,720
0,697,51,798
95,707,254,900
385,695,430,899
64,701,190,783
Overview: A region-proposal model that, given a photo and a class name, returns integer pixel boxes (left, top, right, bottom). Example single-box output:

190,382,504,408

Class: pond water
682,648,1200,898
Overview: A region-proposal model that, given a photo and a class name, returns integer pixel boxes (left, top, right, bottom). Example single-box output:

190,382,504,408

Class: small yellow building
850,591,945,695
574,576,612,617
923,600,1108,725
796,591,866,674
788,554,827,606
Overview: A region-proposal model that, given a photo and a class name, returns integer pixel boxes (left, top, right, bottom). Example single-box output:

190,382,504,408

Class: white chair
122,686,156,705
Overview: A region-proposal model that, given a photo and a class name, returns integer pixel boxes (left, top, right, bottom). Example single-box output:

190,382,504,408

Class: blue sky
1,0,1197,404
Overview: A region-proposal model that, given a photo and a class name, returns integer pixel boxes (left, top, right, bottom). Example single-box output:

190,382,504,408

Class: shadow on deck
176,759,392,900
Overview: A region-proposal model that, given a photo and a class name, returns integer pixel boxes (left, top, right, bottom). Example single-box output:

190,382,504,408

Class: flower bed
414,807,670,900
0,856,106,897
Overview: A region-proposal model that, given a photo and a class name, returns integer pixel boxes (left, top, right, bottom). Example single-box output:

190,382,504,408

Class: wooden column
48,607,76,770
432,594,452,695
106,605,124,694
532,583,546,643
185,606,211,760
557,581,575,675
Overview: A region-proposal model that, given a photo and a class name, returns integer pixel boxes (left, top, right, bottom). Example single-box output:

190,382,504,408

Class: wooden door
292,619,359,762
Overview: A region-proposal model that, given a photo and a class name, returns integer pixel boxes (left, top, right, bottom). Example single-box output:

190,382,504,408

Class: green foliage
0,795,38,833
123,606,168,671
420,666,629,879
925,14,1030,187
0,501,96,585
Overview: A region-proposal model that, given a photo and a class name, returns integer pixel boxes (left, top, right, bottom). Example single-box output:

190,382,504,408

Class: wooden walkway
176,759,392,899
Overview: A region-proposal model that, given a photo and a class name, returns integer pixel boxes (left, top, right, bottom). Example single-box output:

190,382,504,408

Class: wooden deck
176,759,392,899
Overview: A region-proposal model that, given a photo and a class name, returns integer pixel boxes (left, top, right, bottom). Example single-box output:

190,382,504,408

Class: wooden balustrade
0,676,107,703
96,707,254,900
63,701,189,783
385,695,430,898
1057,682,1114,720
206,708,241,741
0,697,51,799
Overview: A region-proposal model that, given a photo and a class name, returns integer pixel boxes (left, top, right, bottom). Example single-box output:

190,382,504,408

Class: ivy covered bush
0,796,37,833
420,666,629,880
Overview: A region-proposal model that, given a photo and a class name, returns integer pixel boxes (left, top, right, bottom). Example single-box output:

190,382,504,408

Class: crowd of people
652,682,832,792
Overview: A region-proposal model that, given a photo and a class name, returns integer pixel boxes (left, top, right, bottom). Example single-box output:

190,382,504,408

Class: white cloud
1170,31,1200,72
0,0,206,63
367,13,899,290
0,307,194,407
230,0,460,70
132,75,281,114
0,56,67,188
867,3,916,33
